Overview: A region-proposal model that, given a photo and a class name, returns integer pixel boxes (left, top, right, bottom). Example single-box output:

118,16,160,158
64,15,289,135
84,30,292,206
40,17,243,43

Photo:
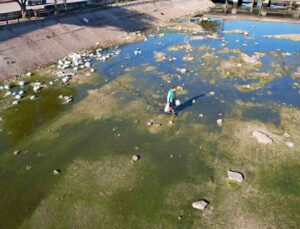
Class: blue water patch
91,18,300,124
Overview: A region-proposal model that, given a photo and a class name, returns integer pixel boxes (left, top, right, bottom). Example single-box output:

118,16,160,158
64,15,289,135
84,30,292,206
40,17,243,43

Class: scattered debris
59,95,73,104
176,68,188,74
146,121,153,126
19,81,26,86
53,169,61,175
4,91,12,97
283,132,290,138
285,141,294,148
168,120,175,126
4,84,11,90
13,150,21,155
132,155,141,162
33,85,41,92
134,48,142,55
30,95,37,100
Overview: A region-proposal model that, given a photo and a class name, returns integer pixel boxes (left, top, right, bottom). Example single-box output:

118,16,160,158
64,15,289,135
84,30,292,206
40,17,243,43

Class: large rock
192,199,209,210
252,130,273,144
227,170,244,183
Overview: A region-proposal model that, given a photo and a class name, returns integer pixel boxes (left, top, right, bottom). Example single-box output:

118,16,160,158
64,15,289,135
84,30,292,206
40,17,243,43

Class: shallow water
95,18,300,123
0,18,300,228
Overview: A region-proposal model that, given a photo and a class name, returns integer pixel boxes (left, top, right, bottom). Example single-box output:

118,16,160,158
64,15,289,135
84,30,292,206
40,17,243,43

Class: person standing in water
167,86,177,114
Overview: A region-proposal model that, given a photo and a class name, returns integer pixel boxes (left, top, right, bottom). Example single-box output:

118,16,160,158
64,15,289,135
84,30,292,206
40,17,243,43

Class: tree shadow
0,3,158,42
176,93,206,114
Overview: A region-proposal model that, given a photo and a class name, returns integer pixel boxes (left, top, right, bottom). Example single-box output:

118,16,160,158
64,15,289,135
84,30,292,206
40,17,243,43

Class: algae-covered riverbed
0,18,300,228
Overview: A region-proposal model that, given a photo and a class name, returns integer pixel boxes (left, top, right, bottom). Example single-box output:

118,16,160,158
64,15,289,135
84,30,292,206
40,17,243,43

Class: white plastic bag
164,103,170,113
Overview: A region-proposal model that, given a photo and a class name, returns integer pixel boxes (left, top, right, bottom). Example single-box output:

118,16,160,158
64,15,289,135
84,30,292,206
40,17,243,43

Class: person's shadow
175,93,206,114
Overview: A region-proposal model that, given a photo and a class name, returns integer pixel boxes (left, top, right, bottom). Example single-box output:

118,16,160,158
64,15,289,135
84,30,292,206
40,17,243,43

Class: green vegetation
199,20,220,33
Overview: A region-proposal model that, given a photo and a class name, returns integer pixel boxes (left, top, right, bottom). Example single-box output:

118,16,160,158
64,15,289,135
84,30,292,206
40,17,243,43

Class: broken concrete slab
192,199,209,210
227,170,244,183
252,130,273,144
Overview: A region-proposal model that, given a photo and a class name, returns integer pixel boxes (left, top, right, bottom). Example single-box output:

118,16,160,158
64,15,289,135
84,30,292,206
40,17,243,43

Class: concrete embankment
0,0,214,81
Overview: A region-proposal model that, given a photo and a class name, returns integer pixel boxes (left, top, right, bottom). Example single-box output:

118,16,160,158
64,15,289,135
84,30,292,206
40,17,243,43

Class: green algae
259,162,300,196
1,87,75,146
15,118,216,229
1,86,300,228
198,20,221,33
244,161,300,228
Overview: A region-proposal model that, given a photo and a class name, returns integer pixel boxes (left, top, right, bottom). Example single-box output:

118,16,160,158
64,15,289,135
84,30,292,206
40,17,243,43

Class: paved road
0,0,84,13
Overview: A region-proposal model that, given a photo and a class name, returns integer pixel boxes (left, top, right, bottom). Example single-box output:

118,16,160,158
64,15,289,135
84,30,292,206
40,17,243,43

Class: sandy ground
0,0,214,81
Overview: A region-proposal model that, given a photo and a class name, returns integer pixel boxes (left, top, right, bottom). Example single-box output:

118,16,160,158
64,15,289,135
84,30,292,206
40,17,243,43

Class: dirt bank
0,0,214,81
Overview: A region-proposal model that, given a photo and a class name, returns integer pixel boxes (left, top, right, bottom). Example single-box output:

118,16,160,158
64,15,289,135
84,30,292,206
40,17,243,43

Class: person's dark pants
170,101,176,113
